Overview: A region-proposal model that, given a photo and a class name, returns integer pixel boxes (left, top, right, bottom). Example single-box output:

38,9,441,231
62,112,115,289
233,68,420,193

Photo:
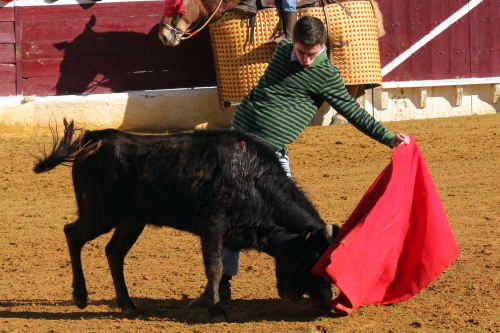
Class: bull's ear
323,224,340,247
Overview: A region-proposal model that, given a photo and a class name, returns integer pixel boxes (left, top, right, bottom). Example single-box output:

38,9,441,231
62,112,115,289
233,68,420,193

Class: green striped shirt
232,38,395,150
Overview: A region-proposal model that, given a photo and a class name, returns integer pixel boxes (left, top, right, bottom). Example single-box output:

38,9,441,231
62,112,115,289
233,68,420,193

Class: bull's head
274,225,339,310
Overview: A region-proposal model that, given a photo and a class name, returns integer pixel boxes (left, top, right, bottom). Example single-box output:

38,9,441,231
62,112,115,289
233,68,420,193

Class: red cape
312,136,460,315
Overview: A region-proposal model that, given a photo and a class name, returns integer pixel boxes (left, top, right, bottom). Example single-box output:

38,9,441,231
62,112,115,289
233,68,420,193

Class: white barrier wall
312,80,500,126
0,88,237,135
1,82,499,135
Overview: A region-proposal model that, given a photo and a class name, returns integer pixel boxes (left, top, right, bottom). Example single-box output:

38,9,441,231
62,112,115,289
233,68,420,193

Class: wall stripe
382,77,500,89
2,0,162,7
381,0,484,77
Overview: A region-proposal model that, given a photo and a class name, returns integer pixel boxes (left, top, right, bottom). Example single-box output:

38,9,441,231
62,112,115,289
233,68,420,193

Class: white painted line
5,0,163,7
0,2,15,8
382,0,485,77
381,77,500,89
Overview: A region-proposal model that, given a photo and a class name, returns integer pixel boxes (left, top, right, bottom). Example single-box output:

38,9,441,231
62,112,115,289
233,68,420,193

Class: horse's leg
64,218,113,309
199,221,231,323
105,222,146,318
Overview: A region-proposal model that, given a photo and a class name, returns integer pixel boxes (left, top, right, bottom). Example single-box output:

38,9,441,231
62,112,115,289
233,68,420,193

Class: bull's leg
199,230,232,323
105,222,145,318
64,218,113,309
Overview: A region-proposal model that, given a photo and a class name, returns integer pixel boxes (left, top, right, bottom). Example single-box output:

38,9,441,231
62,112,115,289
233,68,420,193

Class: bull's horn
323,224,340,247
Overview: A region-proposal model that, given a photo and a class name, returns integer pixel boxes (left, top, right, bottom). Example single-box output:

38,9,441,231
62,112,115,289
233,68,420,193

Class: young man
189,15,409,307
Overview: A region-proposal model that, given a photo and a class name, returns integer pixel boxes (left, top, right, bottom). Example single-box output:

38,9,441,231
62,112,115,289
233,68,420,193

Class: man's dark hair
292,16,327,46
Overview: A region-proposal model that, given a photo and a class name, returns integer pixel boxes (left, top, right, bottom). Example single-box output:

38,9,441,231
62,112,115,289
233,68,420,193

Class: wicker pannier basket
209,0,382,109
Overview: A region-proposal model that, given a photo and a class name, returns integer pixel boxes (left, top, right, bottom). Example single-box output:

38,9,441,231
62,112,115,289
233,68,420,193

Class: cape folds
312,136,460,315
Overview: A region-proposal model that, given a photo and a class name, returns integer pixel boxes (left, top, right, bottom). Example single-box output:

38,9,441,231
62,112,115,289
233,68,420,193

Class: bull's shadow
54,15,215,95
0,298,338,323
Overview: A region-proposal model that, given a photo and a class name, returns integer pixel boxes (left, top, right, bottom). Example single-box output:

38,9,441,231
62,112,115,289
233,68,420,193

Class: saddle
260,0,321,9
259,0,354,15
245,0,354,44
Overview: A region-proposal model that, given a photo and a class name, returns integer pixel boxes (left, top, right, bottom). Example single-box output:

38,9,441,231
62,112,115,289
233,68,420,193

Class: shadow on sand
0,297,342,323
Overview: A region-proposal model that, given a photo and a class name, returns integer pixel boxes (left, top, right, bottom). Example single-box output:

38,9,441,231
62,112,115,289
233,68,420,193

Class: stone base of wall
1,84,498,136
0,88,236,136
311,83,500,126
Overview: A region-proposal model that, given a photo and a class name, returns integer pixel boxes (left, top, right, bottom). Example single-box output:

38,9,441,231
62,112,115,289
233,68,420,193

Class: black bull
32,119,339,322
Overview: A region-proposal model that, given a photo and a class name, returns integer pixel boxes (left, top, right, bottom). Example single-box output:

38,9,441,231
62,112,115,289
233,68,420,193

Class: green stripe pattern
232,38,395,150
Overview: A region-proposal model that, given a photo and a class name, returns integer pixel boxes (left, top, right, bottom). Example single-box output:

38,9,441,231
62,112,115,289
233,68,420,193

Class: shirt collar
290,44,327,67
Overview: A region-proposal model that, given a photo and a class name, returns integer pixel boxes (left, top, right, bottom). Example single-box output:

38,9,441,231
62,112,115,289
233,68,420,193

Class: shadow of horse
54,15,215,95
0,297,341,323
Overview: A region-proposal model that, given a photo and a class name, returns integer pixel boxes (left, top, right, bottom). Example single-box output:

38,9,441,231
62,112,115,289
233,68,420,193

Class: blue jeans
222,148,292,276
282,0,297,12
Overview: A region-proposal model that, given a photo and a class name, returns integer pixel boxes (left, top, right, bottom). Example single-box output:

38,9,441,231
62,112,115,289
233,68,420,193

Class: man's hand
391,133,410,148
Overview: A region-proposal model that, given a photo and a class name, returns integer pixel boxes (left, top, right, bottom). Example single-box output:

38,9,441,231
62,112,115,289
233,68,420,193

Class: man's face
293,41,323,67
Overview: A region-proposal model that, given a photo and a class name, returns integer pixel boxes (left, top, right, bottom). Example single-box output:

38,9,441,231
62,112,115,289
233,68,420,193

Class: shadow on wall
54,15,215,95
53,14,218,131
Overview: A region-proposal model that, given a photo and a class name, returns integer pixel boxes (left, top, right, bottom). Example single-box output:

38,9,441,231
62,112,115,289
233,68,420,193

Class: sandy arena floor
0,114,499,332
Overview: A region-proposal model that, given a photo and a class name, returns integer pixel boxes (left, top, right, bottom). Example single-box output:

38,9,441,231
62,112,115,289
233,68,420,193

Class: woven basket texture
209,0,381,107
209,9,280,105
325,1,382,85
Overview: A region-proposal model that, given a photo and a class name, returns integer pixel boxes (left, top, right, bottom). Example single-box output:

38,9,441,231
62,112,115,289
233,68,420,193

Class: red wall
0,1,215,97
378,0,500,81
0,5,15,96
1,0,499,97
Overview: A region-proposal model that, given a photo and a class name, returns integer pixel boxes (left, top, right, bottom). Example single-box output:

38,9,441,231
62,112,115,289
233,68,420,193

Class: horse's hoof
73,295,88,309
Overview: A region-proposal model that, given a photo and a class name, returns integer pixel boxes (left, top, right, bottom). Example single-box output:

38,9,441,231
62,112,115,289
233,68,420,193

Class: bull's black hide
33,119,336,322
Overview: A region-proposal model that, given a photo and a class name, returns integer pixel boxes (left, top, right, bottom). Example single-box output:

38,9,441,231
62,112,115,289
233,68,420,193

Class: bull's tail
32,118,86,173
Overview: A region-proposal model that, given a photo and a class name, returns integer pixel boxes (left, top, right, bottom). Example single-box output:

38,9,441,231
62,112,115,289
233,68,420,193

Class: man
190,15,409,307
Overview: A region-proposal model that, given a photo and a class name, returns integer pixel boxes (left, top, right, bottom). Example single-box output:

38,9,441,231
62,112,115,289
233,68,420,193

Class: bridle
161,0,225,43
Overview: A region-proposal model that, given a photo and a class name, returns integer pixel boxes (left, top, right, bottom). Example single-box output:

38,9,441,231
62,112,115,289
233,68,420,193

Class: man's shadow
54,15,216,95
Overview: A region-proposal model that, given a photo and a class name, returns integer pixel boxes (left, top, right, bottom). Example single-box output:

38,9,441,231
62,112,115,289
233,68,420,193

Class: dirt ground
0,114,499,332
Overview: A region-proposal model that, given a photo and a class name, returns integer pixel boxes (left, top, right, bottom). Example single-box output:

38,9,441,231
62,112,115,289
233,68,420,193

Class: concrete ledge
369,84,500,122
1,84,499,135
0,88,236,135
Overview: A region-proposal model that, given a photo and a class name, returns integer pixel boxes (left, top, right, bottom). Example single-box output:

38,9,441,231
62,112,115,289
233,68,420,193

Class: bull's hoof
189,297,231,308
72,295,88,309
123,307,140,319
310,299,332,312
208,303,232,323
209,312,234,323
209,315,226,323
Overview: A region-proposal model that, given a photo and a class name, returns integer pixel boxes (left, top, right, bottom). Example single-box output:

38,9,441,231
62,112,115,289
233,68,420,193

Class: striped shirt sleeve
319,69,395,147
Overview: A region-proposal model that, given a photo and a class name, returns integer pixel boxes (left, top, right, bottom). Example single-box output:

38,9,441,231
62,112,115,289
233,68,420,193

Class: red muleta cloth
164,0,187,16
312,136,460,316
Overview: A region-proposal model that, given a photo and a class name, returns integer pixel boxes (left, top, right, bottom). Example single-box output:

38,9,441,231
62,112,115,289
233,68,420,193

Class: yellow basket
209,9,280,108
209,1,381,109
325,1,382,86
